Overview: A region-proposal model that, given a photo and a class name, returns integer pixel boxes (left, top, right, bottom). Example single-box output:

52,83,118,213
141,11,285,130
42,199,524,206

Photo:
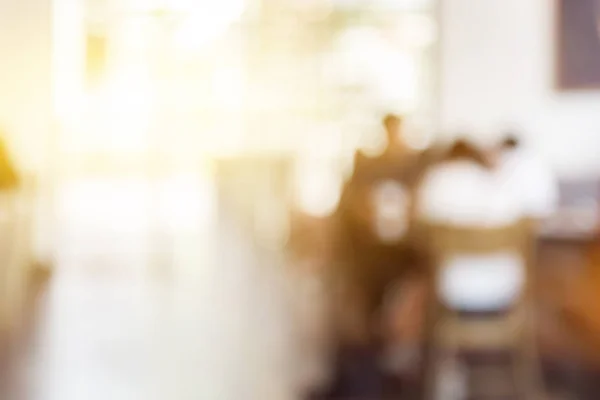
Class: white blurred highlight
295,160,342,218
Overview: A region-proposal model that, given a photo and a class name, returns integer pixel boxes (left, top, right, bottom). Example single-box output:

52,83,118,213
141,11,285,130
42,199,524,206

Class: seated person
325,115,434,397
416,139,525,312
333,114,433,340
418,139,522,228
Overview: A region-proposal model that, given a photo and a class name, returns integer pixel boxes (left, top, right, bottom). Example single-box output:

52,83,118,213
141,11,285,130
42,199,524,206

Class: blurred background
1,0,600,399
47,0,438,273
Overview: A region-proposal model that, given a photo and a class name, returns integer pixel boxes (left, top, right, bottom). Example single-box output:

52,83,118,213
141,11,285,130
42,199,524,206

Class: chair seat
435,306,526,350
438,252,525,311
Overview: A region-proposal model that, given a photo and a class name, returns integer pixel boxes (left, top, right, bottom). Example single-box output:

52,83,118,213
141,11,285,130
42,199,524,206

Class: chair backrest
426,220,535,311
428,221,530,262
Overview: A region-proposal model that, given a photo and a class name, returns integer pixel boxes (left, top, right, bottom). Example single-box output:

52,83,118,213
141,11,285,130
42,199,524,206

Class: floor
0,177,304,400
3,177,600,399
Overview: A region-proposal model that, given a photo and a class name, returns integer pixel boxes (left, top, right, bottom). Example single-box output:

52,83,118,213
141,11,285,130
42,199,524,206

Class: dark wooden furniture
425,223,544,400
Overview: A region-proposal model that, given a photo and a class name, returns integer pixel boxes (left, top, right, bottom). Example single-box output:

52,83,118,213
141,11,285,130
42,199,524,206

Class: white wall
440,0,600,178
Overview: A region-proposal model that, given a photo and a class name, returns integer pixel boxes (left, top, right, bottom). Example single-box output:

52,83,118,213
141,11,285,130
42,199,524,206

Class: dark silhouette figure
325,115,435,399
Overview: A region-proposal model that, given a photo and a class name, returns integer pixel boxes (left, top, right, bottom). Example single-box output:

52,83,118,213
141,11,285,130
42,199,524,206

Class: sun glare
172,0,246,52
52,0,432,162
212,67,245,110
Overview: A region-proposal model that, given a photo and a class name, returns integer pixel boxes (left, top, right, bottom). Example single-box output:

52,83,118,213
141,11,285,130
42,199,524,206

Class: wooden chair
424,221,545,400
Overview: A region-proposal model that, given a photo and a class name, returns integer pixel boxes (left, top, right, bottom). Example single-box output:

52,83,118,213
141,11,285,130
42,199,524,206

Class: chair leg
424,337,468,400
422,296,440,400
513,329,546,400
424,343,441,400
431,349,468,400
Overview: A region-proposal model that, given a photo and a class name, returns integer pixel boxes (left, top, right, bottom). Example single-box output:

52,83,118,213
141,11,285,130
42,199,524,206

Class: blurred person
418,139,523,228
416,139,526,311
495,134,559,222
324,114,434,398
380,114,413,159
334,114,428,339
414,140,532,398
380,274,427,378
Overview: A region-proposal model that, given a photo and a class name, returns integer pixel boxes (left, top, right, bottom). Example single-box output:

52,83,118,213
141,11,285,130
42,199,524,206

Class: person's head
500,134,519,151
444,139,491,168
383,114,403,144
486,133,520,166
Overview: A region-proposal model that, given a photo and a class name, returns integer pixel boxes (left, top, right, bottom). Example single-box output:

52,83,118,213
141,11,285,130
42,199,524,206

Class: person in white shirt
495,135,559,220
418,140,523,228
416,139,526,312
